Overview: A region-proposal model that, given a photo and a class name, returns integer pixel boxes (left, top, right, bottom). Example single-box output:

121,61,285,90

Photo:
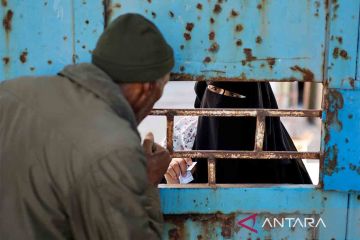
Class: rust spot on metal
213,4,222,14
221,216,234,238
30,67,35,71
256,36,263,44
339,49,349,59
2,57,9,65
147,0,152,3
325,131,331,145
325,145,338,175
333,47,339,58
290,65,314,81
180,45,184,50
184,33,191,41
186,23,194,32
113,3,121,8
203,56,212,63
236,39,242,46
349,163,356,171
230,9,239,17
267,58,276,69
47,60,52,65
196,3,203,10
85,20,89,24
243,48,256,61
3,9,14,32
168,228,180,240
151,12,156,18
169,11,174,18
349,78,355,89
180,66,185,72
208,42,219,53
235,24,244,32
63,36,68,41
197,235,203,240
336,36,342,44
326,89,344,130
210,18,215,24
1,0,7,7
257,4,262,10
348,114,353,119
19,51,28,63
209,31,215,40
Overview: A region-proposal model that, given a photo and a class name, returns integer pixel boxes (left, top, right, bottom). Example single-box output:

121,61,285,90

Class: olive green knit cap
92,13,174,83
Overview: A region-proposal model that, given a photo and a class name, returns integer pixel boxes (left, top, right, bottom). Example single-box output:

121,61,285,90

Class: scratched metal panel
0,0,74,80
322,89,360,191
108,0,326,82
160,187,349,239
346,193,360,240
327,0,360,89
73,0,104,63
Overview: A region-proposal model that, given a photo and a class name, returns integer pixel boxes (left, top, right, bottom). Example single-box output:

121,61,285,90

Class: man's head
92,13,174,123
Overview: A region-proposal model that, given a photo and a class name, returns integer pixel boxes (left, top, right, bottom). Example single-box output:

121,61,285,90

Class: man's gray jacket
0,63,163,239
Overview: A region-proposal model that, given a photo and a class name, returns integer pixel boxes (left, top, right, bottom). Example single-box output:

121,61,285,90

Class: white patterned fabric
161,116,198,151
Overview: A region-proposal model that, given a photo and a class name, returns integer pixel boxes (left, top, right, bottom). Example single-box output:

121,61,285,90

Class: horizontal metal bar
169,73,321,83
171,151,320,159
150,108,322,118
159,184,319,188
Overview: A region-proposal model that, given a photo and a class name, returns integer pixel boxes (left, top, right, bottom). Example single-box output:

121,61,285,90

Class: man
0,14,173,239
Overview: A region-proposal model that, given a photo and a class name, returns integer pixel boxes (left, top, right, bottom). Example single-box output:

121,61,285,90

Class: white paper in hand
179,162,197,184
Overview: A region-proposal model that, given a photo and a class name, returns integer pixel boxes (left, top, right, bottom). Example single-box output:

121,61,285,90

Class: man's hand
164,158,193,184
143,132,171,186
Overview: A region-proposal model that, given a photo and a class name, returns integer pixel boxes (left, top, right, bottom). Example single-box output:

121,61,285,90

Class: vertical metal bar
254,114,266,151
166,115,174,154
208,157,216,185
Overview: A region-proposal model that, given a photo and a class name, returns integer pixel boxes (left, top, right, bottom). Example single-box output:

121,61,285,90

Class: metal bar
166,115,174,153
171,151,320,159
159,184,319,189
151,108,322,118
254,115,266,151
208,157,216,185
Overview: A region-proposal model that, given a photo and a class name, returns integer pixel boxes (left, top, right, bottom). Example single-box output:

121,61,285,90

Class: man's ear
136,82,152,104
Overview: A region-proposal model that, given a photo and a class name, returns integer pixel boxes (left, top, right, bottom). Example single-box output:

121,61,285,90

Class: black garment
192,81,312,184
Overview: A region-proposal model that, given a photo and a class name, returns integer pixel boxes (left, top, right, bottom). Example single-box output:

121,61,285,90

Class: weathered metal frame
151,108,322,185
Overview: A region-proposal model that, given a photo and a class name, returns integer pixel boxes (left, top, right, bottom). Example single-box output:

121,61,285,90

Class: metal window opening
151,84,323,187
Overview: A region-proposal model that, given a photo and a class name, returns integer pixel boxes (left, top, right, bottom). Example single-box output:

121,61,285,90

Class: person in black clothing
165,81,312,184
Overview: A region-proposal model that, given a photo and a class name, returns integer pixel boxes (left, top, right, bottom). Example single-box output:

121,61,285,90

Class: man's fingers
143,132,154,153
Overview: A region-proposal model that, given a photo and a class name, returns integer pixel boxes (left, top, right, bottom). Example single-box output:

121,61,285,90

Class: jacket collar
58,63,138,133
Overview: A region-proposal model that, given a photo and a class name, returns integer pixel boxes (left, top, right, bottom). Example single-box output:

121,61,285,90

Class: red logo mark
237,214,258,233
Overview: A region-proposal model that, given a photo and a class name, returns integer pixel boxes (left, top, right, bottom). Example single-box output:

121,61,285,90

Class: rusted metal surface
151,108,322,118
207,157,216,185
171,151,320,160
166,115,174,153
254,115,266,151
108,0,326,83
322,88,360,191
2,9,13,33
160,187,349,239
327,0,360,89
